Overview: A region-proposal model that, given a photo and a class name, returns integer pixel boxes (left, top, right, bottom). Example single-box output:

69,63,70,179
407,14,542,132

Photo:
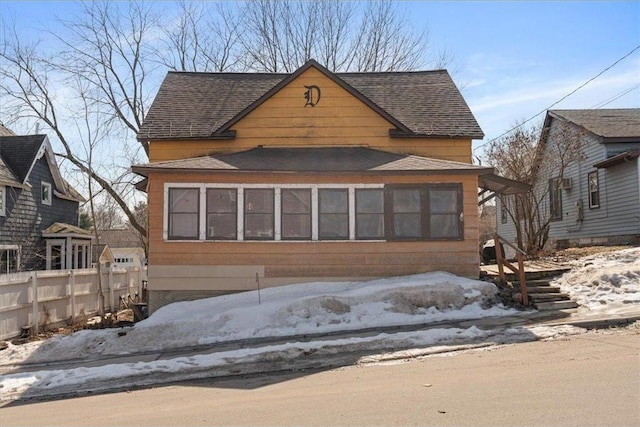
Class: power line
591,83,640,109
473,44,640,153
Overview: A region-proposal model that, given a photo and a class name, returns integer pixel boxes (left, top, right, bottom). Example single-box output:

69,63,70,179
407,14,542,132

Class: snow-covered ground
552,247,640,314
1,249,638,402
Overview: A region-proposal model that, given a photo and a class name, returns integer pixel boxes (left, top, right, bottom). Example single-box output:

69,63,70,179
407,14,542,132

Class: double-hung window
41,182,52,205
207,189,237,239
549,178,562,220
386,185,463,240
355,189,384,239
168,188,199,239
0,185,5,216
588,171,600,209
319,189,349,240
389,187,422,239
244,189,274,240
281,189,312,240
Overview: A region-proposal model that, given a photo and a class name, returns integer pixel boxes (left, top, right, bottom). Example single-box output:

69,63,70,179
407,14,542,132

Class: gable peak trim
214,59,411,136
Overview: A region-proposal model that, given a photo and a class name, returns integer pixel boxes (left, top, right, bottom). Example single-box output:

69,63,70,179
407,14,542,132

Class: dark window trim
168,187,200,240
355,188,385,240
281,188,312,241
548,178,563,221
588,171,600,209
244,188,275,241
500,196,508,224
385,184,464,241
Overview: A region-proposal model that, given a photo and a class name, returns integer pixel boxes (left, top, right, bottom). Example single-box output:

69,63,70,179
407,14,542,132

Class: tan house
133,60,520,312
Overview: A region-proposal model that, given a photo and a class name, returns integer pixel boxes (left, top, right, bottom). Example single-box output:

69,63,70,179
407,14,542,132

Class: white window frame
163,183,383,242
0,185,5,216
41,181,52,205
0,244,20,274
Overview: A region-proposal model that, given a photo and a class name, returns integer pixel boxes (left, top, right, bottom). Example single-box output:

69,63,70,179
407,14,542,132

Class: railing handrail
494,233,527,256
493,233,529,306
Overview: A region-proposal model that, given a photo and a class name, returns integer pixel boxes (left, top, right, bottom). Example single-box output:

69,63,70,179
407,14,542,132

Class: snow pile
553,247,640,312
1,272,513,365
0,324,586,401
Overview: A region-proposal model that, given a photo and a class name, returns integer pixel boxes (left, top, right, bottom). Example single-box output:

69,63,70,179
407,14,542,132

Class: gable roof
132,146,493,175
42,222,93,239
0,134,46,183
0,134,85,201
138,60,484,141
548,109,640,141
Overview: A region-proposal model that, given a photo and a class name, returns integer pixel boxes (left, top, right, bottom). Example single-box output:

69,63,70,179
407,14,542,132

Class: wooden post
494,234,505,283
517,255,528,306
108,264,114,313
31,273,38,337
70,270,76,323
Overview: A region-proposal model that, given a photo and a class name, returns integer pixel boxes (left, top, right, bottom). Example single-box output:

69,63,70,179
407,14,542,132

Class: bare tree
0,4,148,237
239,0,434,72
154,1,246,72
485,121,586,255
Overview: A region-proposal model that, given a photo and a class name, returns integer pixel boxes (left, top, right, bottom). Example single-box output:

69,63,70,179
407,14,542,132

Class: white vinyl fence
0,266,145,340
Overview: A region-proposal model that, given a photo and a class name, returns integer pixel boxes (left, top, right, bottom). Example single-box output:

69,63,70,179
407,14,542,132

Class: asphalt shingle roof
138,61,484,141
550,109,640,139
132,147,492,175
0,134,46,183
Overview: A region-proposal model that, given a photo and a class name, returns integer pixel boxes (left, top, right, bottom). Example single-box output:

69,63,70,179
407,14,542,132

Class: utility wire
590,83,640,109
473,44,640,153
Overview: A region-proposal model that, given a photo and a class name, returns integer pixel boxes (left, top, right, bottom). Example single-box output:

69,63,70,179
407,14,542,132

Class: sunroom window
244,189,274,240
207,188,237,240
355,189,384,239
319,189,349,240
281,189,311,240
168,188,199,239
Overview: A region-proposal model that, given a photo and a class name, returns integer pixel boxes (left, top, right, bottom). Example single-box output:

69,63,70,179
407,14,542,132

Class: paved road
1,326,638,426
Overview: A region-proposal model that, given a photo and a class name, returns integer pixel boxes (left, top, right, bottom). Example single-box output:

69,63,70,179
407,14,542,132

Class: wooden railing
493,234,529,306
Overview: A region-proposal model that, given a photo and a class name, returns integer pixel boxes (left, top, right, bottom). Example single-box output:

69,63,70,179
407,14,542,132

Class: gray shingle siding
0,157,79,270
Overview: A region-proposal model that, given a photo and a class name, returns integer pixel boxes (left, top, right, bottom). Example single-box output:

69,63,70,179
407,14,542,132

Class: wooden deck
480,260,572,280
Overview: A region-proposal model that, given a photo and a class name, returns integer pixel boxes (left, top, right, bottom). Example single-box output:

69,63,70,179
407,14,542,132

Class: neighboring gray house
497,108,640,250
0,130,90,272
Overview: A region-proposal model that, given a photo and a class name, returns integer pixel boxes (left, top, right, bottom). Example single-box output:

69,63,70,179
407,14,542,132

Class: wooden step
534,300,579,311
527,286,562,293
529,293,571,302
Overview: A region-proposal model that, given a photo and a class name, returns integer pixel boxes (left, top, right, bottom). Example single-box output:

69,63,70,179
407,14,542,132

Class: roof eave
389,129,485,139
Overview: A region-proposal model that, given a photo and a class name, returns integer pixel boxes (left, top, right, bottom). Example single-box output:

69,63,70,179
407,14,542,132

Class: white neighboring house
497,108,640,250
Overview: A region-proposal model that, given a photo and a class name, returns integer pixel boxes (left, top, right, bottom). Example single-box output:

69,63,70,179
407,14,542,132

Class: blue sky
1,1,639,158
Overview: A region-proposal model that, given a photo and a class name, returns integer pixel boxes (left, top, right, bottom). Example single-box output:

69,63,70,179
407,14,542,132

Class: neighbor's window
41,182,52,205
588,171,600,209
319,189,349,240
244,189,274,240
168,188,199,239
549,178,562,220
207,188,237,239
355,189,384,239
0,185,5,216
281,188,311,240
0,246,19,274
500,196,508,224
